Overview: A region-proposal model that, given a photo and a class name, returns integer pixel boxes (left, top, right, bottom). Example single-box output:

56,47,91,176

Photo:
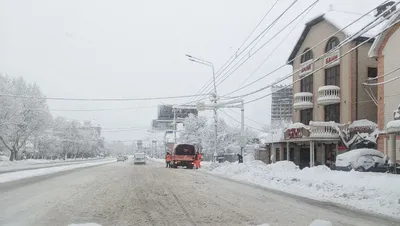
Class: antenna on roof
328,4,334,12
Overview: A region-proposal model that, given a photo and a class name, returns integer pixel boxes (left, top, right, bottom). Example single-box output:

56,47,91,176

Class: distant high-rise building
271,85,293,126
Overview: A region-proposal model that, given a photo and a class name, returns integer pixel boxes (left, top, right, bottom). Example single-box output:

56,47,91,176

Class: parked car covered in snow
336,148,388,172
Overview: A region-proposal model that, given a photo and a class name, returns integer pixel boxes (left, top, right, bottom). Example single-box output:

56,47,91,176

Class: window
301,48,313,63
325,103,340,123
325,65,340,86
300,48,313,93
300,75,313,93
325,37,339,52
300,109,313,125
368,67,377,78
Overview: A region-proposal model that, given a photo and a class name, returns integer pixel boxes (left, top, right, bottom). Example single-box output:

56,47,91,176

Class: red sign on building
299,60,313,77
324,50,340,67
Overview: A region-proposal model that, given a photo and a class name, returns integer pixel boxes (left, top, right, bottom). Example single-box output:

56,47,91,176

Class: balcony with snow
293,92,313,110
317,85,340,105
309,121,343,139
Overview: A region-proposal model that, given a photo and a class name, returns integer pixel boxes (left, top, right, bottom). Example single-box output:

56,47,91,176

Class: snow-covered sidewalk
0,157,112,174
0,159,115,184
202,159,400,219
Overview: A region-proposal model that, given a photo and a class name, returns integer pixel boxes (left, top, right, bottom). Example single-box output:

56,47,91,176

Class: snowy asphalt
0,160,398,226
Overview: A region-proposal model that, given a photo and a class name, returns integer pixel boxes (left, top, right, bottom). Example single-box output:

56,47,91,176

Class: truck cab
171,144,196,169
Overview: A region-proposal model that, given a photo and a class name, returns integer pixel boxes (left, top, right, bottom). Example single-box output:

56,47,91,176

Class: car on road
117,156,126,162
134,153,146,165
336,148,388,172
171,143,196,169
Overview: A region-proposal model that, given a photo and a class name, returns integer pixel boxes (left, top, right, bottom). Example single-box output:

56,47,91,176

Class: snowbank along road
0,159,398,226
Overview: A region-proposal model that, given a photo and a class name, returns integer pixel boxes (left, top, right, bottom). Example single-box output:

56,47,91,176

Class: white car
134,153,146,165
336,148,388,172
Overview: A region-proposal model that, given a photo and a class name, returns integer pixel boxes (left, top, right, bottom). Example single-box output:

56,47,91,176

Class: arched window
325,37,339,52
300,48,313,63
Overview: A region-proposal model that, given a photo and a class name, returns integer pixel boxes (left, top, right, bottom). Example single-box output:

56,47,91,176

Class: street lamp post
187,54,218,162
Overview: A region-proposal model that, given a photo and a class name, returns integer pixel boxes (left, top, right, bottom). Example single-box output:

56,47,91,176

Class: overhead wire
243,17,400,105
0,93,210,102
233,2,315,91
222,0,392,97
199,0,305,95
231,3,400,101
219,109,264,132
363,65,400,86
186,0,296,104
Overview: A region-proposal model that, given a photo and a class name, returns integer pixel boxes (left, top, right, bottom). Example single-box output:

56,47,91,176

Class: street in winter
0,159,398,226
2,0,400,225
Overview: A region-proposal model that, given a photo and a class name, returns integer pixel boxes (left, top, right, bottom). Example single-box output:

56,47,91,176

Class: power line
200,0,305,95
188,0,298,103
226,108,267,127
233,5,400,101
233,2,315,91
0,93,209,102
244,17,400,105
220,109,264,132
363,65,400,86
222,0,392,97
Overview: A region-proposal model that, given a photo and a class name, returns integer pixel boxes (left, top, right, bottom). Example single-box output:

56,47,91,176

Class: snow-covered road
0,160,398,226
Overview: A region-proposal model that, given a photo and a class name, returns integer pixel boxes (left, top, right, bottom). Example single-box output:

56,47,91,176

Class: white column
310,141,314,167
389,134,396,166
271,143,276,163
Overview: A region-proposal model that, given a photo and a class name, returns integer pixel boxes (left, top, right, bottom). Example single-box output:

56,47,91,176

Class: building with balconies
368,7,400,164
276,9,385,168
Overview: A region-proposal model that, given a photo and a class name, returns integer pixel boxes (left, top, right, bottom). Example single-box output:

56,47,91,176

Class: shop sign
288,128,303,139
299,60,313,77
324,50,340,68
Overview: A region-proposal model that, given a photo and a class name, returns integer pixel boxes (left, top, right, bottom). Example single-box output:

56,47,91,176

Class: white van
134,153,146,165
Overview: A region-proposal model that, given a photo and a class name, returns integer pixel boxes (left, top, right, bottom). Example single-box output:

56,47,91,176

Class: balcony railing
317,85,340,105
309,121,344,138
293,92,313,110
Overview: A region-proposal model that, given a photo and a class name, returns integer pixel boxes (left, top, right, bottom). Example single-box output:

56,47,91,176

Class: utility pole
187,54,218,162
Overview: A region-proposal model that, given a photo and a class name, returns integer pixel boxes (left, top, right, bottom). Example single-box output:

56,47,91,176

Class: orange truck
171,143,196,169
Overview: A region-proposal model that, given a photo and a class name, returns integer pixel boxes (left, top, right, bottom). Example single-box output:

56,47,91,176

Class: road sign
152,119,174,131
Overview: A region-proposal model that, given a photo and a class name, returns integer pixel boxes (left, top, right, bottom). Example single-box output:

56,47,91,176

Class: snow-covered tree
0,76,52,161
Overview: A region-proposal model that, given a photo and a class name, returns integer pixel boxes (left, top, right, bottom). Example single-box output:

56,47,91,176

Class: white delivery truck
134,152,146,165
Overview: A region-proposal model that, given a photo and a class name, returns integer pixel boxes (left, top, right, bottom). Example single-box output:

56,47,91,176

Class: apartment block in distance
270,85,293,127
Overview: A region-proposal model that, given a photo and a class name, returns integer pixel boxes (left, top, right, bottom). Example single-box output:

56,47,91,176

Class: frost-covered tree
178,114,207,144
0,76,52,161
179,114,260,156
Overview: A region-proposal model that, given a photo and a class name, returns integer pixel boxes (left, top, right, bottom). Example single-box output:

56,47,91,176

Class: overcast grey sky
0,0,384,142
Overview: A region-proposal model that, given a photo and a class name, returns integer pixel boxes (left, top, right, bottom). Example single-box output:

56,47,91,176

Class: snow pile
257,220,332,226
0,157,102,166
203,160,400,219
68,224,102,226
0,159,115,184
387,120,400,133
348,119,377,130
309,220,332,226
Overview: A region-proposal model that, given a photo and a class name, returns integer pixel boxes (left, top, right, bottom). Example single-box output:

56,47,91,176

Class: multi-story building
278,9,384,168
368,7,400,164
270,85,293,126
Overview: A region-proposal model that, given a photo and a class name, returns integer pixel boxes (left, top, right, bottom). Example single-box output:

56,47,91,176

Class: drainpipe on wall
355,41,359,121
